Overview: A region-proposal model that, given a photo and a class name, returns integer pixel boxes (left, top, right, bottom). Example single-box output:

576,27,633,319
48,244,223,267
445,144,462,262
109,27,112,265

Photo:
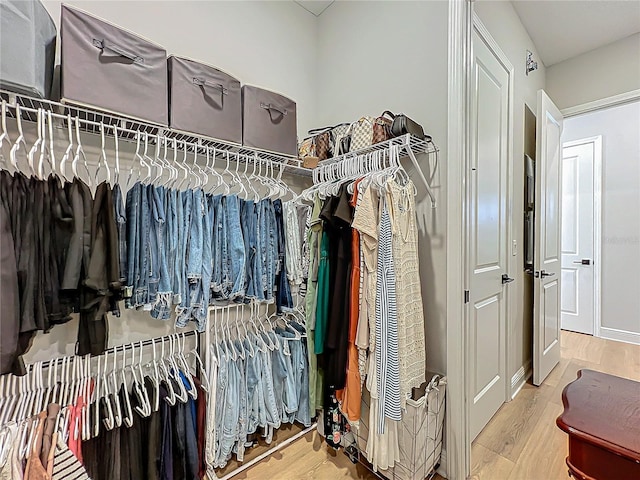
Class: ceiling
294,0,334,16
511,0,640,66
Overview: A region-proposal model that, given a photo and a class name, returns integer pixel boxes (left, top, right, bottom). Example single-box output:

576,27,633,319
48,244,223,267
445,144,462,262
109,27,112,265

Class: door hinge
464,290,470,304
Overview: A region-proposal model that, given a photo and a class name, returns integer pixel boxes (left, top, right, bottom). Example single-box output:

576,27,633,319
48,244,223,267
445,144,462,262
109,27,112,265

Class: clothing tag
142,303,152,311
332,431,341,444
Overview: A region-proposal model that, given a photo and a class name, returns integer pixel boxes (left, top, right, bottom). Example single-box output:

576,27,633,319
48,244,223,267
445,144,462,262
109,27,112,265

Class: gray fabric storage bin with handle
242,85,297,156
61,4,168,125
0,0,56,99
168,56,242,144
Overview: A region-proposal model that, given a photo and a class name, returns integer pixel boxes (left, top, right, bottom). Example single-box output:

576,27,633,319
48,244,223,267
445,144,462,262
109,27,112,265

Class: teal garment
314,230,330,355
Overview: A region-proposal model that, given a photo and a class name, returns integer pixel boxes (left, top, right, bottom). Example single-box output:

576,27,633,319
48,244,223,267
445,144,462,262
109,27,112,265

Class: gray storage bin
168,56,241,144
242,85,297,156
0,0,56,98
60,4,168,125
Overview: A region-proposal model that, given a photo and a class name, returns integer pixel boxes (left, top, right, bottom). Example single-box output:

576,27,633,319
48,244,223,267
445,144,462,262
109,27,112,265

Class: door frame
467,10,515,425
561,135,602,337
445,1,472,478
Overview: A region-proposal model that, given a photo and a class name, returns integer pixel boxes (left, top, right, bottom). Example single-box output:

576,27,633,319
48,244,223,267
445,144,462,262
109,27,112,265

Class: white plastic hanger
159,337,177,406
72,116,92,190
177,333,198,400
9,105,29,175
149,339,161,412
0,99,10,169
94,122,111,186
135,341,152,416
110,346,123,428
59,114,74,182
101,350,115,430
26,108,43,178
113,125,121,186
168,335,189,403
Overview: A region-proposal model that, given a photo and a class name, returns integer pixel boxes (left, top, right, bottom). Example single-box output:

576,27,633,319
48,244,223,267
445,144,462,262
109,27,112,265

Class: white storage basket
349,374,446,480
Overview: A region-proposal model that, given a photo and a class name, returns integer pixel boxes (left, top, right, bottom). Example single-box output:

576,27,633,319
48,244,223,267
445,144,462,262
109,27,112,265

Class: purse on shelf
307,126,333,161
330,123,350,156
373,111,394,144
385,111,431,141
338,134,351,156
348,116,375,152
298,136,315,158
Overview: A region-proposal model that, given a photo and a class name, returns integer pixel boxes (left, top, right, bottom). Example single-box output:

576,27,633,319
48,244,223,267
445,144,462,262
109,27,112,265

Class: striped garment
52,438,90,480
375,200,402,435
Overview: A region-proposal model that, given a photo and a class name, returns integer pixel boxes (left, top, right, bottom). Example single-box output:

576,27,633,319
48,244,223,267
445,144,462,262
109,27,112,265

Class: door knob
573,259,592,265
502,274,515,284
540,270,555,278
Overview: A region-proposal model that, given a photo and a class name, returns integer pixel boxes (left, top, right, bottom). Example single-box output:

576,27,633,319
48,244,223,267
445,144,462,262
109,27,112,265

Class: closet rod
22,330,199,373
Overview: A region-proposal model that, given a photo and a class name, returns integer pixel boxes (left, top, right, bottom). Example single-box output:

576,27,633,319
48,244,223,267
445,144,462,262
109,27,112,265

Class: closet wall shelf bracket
0,89,312,177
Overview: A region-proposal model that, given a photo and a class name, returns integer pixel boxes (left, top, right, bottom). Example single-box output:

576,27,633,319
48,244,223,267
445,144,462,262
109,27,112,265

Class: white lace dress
386,179,426,404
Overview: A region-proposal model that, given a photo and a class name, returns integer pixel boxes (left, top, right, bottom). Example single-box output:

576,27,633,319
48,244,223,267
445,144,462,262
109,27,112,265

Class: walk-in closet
0,1,450,479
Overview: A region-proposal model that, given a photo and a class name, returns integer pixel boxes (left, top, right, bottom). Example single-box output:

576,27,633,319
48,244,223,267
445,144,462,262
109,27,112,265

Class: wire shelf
316,133,438,168
0,90,312,177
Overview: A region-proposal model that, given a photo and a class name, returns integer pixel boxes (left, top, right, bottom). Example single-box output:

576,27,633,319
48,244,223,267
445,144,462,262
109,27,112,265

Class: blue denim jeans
151,186,173,320
245,339,261,434
172,188,184,306
224,195,246,301
240,200,258,301
259,199,277,301
214,354,229,467
260,348,281,429
270,334,288,423
175,190,194,326
217,358,240,467
125,182,150,308
295,339,312,426
178,189,205,328
210,194,223,302
273,199,293,312
194,194,213,330
124,182,140,307
232,346,248,461
275,330,299,423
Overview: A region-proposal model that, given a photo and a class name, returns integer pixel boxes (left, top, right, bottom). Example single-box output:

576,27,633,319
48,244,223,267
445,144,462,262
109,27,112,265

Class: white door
560,138,600,335
469,26,511,440
533,90,563,386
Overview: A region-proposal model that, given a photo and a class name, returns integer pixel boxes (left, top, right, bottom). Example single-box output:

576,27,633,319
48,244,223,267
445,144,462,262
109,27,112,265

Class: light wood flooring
471,330,640,480
236,331,638,479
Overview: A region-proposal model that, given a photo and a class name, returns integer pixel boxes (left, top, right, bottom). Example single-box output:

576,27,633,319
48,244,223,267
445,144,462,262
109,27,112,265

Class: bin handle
192,78,228,94
93,39,145,65
260,102,288,116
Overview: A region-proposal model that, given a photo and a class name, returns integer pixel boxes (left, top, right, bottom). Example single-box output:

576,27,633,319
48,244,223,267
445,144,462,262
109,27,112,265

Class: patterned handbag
307,126,333,161
373,111,394,144
330,123,350,157
348,116,375,152
298,136,315,159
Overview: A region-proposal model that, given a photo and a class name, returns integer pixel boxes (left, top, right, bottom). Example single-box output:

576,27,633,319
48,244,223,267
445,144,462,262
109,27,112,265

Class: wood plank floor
471,330,640,480
236,331,638,479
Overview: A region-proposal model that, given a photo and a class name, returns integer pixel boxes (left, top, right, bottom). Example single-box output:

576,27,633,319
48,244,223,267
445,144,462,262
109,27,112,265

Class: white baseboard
436,449,447,479
599,327,640,345
510,360,532,400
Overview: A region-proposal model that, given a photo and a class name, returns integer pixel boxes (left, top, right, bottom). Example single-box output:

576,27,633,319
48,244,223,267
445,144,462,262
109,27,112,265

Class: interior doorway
560,137,602,335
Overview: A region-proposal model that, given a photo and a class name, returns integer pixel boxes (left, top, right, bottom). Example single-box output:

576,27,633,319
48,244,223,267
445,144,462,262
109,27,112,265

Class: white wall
22,0,318,363
473,0,547,390
563,101,640,342
316,0,450,374
546,33,640,110
41,0,319,135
